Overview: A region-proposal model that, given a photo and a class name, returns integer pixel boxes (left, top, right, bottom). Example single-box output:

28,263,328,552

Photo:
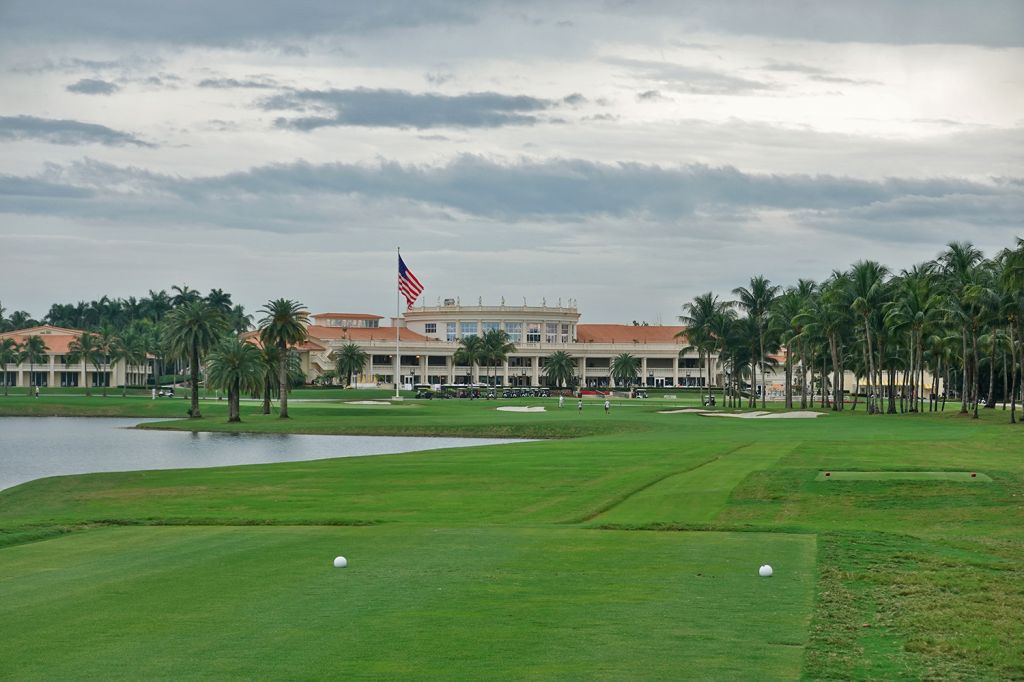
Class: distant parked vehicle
703,396,716,407
157,387,175,398
632,389,648,399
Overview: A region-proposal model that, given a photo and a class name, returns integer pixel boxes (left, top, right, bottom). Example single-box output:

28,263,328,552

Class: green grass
0,525,816,680
815,471,993,482
1,396,1023,679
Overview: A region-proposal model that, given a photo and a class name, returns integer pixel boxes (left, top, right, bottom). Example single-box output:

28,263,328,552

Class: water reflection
0,417,526,491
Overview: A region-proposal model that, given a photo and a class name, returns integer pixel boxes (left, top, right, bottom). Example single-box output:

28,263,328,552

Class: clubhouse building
298,301,712,389
0,325,151,389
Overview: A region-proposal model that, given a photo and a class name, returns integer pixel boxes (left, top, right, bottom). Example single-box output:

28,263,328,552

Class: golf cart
632,388,648,399
702,395,716,407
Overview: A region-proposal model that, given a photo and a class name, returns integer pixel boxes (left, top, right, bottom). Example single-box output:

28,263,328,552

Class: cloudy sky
1,0,1022,323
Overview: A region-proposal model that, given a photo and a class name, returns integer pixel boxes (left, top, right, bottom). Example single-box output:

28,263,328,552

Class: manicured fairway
814,471,993,482
1,395,1023,679
0,526,815,680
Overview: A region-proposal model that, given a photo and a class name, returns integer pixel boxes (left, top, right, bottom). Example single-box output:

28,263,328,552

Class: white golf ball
333,556,348,568
759,564,773,577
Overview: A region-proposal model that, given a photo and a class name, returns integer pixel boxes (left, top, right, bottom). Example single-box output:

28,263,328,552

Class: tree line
678,239,1024,422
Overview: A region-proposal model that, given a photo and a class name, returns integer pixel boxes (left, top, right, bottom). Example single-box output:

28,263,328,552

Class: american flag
398,254,423,309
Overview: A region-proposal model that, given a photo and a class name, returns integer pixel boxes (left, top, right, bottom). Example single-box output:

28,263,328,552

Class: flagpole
395,246,401,399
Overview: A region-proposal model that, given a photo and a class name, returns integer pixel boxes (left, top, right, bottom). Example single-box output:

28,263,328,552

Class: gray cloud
0,0,478,46
263,87,554,130
9,55,162,74
1,1,1019,49
198,77,279,89
637,89,670,102
66,78,120,95
0,116,154,147
606,57,776,95
2,156,1018,238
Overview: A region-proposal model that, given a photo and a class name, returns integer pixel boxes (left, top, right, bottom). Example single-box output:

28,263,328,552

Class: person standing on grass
559,395,565,408
604,399,610,414
577,399,583,413
34,385,39,398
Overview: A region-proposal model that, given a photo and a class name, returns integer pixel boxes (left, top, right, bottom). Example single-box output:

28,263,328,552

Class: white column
641,356,648,387
672,354,679,387
531,356,540,386
420,355,428,384
579,355,586,387
503,359,509,387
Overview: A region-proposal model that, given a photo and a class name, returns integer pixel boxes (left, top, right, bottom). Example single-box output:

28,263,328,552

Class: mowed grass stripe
0,525,817,681
593,441,799,526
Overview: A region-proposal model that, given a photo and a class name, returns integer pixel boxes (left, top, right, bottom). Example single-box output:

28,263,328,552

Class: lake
0,417,527,491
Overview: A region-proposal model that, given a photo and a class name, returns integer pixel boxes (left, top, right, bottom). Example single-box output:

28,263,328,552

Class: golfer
577,399,583,413
559,395,565,409
604,399,610,414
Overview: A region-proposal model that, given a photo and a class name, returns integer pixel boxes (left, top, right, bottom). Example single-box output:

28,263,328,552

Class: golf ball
759,564,773,577
333,556,348,568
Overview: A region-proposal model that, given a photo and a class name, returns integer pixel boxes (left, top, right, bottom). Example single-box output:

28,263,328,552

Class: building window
482,321,500,335
527,323,541,343
505,322,522,343
425,323,437,334
446,322,457,342
460,321,478,338
562,324,571,343
545,322,558,343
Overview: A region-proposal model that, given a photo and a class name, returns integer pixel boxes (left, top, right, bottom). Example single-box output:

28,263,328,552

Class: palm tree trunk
1009,325,1017,423
852,377,860,410
759,333,766,409
263,375,272,414
190,345,201,418
784,349,793,409
1002,350,1008,411
278,343,289,418
972,329,980,419
960,332,969,413
862,319,875,414
986,335,997,408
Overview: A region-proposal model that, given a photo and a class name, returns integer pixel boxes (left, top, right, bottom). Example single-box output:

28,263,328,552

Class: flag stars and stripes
398,254,423,309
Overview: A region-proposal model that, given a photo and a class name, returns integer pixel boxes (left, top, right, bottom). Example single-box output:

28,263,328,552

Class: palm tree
163,301,228,418
205,336,262,422
678,292,722,406
543,350,576,388
257,299,309,419
482,329,516,386
94,324,119,397
0,337,17,395
67,332,101,396
849,261,889,414
171,284,202,307
18,335,49,394
941,242,985,414
610,353,641,388
453,334,486,384
206,288,233,316
733,276,780,409
113,328,148,396
333,343,369,387
258,344,283,414
228,304,253,334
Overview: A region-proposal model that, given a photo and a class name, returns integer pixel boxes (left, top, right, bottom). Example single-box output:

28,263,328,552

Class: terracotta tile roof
0,325,85,354
306,325,428,343
576,324,688,344
238,331,325,352
311,313,384,320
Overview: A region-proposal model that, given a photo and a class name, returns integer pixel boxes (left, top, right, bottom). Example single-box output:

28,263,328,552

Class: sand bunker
703,410,823,419
497,406,546,413
346,400,393,406
658,408,709,414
